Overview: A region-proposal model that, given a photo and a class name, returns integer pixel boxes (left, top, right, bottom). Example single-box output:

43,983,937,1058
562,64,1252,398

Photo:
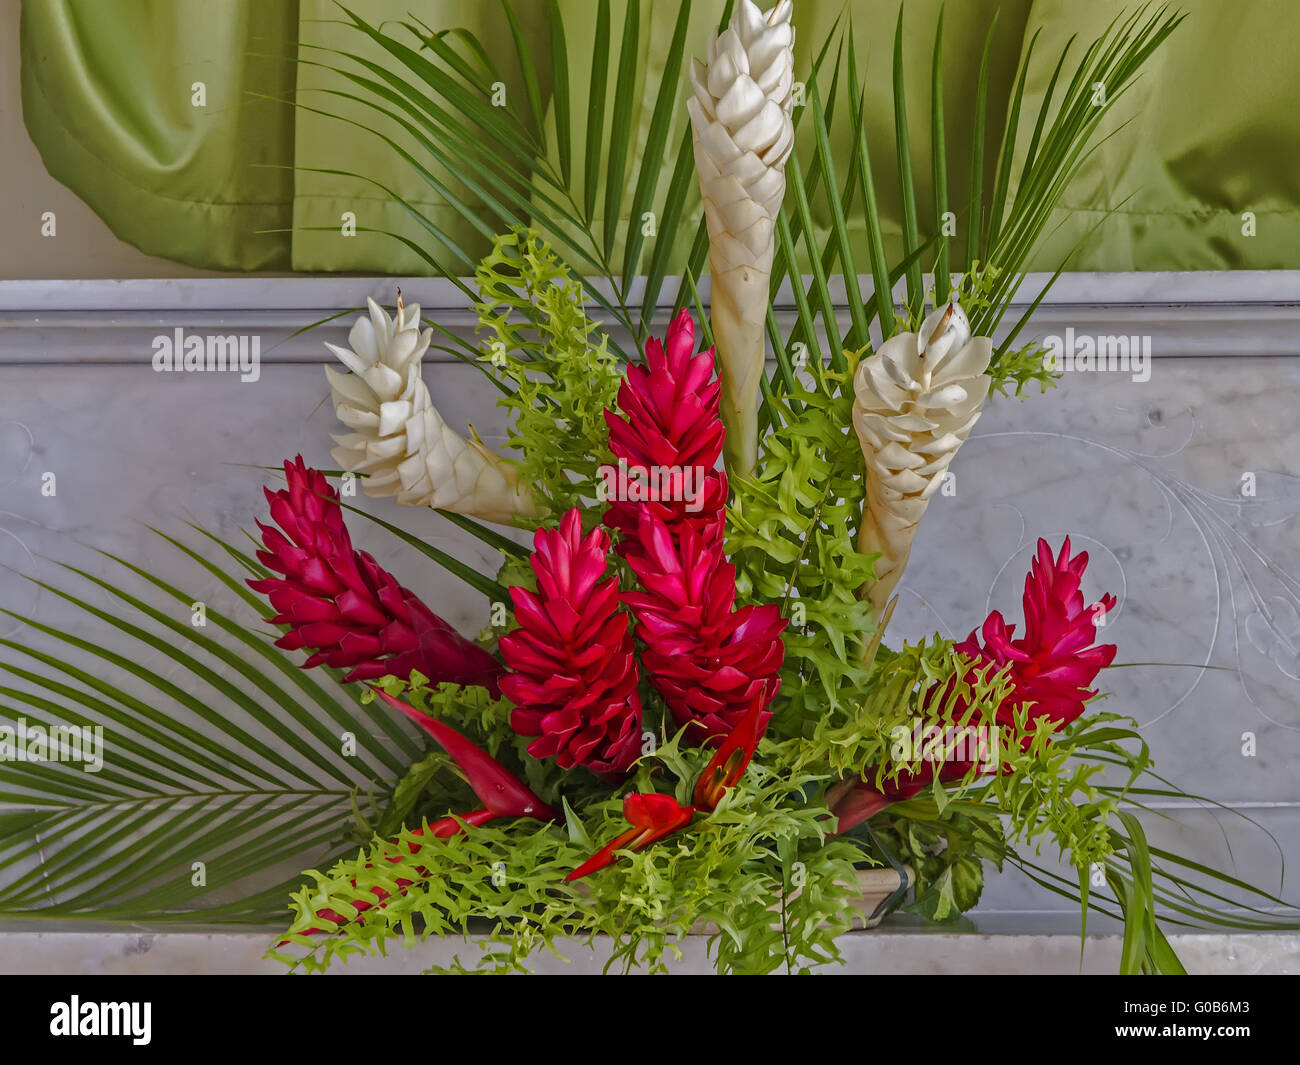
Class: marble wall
1,274,1298,954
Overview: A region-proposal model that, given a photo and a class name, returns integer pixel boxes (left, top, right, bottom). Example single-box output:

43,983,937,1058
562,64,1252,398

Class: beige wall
0,0,280,280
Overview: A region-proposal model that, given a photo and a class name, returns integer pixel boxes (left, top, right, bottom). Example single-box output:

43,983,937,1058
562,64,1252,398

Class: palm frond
928,9,950,304
285,0,727,353
891,5,923,319
0,527,419,922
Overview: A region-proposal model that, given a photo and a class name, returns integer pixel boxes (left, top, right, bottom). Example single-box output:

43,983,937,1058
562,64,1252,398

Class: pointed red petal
374,689,557,822
566,792,695,881
693,689,768,809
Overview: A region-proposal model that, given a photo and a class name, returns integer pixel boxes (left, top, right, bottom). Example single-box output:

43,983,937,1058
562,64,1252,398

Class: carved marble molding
2,271,1298,364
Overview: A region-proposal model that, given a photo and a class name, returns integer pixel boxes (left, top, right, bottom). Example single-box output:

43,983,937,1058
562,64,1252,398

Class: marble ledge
0,930,1295,976
2,271,1299,312
5,271,1300,365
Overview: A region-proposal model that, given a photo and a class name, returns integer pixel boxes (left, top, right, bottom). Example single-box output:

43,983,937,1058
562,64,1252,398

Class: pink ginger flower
830,537,1117,832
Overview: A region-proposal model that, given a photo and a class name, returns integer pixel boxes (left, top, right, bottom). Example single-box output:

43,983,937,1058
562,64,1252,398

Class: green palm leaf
929,8,949,304
285,0,726,351
0,527,422,922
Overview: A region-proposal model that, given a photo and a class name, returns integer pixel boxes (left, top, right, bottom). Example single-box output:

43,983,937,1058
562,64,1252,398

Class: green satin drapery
20,0,300,270
20,0,1300,273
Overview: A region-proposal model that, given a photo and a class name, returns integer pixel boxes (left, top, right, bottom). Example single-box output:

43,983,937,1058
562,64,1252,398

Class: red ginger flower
830,537,1117,834
499,509,643,777
975,536,1117,731
249,456,502,693
603,309,729,554
622,513,786,743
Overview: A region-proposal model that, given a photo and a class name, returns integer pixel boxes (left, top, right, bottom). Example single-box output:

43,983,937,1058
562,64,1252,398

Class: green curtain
20,0,300,270
20,0,1300,273
1013,0,1300,271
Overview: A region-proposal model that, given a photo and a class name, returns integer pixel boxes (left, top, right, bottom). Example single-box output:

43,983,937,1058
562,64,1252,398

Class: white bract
687,0,795,475
325,296,537,525
853,302,992,613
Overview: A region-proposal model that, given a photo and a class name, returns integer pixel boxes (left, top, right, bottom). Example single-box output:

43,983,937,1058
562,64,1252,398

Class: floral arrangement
6,1,1298,976
250,0,1269,978
263,279,1138,973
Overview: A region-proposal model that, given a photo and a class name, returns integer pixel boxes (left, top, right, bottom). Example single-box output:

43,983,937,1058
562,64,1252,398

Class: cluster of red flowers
250,315,788,879
250,314,793,905
502,309,786,771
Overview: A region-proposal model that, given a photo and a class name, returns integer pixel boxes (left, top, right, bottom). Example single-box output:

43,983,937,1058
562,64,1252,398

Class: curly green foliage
986,707,1133,872
728,353,877,740
800,638,1009,920
796,636,1146,928
867,703,1135,894
806,637,1004,781
989,337,1058,399
860,709,1134,926
270,722,871,975
474,228,624,522
945,266,1059,398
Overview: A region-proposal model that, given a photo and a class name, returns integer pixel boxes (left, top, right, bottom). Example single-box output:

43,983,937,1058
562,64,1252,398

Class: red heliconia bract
621,513,786,744
296,689,556,936
830,537,1118,834
249,456,503,693
568,691,771,881
603,308,729,555
499,509,643,777
566,791,696,882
